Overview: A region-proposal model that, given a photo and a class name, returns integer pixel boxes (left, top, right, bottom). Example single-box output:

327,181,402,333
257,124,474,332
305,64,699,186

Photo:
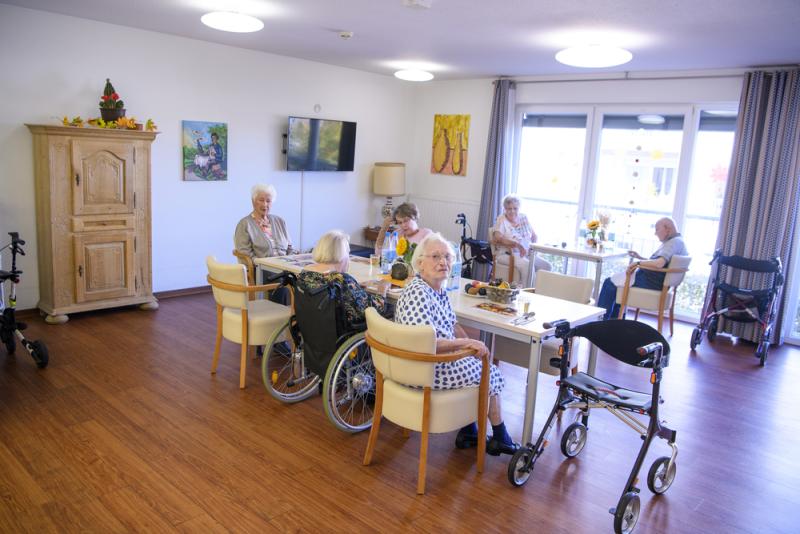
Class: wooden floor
1,293,798,533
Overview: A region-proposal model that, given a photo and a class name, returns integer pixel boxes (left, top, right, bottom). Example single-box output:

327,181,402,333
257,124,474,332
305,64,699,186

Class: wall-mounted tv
286,116,356,171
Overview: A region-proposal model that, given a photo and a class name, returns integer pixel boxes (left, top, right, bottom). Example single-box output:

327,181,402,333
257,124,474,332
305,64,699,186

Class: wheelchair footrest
563,373,652,411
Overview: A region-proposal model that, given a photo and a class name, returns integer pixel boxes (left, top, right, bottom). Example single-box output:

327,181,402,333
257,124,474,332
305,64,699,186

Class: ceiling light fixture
555,44,632,68
637,114,666,125
201,11,264,33
394,69,434,82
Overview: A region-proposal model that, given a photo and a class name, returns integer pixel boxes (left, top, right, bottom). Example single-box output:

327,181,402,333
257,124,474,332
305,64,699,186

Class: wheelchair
260,271,376,433
1,232,49,368
507,319,676,534
690,250,783,366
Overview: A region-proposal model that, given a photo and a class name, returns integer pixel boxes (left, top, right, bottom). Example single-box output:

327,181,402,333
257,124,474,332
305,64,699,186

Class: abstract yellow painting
431,114,470,176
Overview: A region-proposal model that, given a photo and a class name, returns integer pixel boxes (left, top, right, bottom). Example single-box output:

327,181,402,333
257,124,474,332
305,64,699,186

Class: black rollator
455,213,492,280
1,232,49,368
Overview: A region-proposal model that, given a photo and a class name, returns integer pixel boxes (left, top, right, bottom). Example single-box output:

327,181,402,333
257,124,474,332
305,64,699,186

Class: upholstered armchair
616,255,692,336
363,308,490,495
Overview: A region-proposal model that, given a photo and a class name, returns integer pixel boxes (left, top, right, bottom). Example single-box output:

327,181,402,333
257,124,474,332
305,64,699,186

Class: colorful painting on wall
182,120,227,181
431,114,470,176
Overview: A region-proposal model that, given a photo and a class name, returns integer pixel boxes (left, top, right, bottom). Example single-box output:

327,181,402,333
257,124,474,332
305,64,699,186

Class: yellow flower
396,236,408,256
587,220,600,231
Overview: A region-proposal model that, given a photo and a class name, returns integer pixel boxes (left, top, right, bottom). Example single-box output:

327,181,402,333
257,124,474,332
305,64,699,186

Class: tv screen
286,117,356,171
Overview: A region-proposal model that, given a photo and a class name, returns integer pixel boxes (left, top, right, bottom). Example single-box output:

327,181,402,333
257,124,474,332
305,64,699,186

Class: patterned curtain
475,79,516,280
714,69,800,343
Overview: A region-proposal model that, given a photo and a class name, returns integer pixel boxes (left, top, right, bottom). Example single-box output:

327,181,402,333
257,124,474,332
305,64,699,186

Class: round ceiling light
555,45,633,68
637,114,666,125
201,12,264,33
394,69,434,82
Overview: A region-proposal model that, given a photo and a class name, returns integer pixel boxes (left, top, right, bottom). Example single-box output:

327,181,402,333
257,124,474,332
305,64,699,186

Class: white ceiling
4,0,800,80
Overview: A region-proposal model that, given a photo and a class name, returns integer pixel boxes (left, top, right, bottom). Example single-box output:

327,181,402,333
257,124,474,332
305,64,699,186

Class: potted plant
99,78,125,122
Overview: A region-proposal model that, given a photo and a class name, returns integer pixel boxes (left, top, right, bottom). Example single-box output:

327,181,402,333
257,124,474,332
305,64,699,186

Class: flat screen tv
286,116,356,171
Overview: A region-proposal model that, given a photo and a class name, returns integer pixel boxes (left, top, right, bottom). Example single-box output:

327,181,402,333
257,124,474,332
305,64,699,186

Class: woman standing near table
492,194,551,284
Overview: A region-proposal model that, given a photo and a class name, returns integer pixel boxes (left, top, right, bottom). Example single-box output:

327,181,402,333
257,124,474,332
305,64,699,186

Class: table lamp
373,162,406,218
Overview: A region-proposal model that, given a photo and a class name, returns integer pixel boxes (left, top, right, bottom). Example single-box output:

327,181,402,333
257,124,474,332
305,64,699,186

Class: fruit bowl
484,285,519,304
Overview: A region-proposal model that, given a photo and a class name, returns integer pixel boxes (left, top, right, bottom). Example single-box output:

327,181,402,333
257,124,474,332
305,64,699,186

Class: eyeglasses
423,253,455,264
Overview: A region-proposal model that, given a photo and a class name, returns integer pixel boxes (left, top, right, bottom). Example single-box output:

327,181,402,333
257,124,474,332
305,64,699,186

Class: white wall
0,5,414,308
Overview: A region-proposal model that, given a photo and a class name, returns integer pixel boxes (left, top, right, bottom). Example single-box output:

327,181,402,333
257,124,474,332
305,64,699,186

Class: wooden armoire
26,124,159,324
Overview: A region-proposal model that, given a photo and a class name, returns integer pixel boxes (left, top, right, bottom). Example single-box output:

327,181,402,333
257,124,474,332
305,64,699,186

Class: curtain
713,69,800,343
475,79,516,280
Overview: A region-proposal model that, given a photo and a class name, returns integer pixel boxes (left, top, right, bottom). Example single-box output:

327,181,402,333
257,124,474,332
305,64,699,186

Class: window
514,105,737,321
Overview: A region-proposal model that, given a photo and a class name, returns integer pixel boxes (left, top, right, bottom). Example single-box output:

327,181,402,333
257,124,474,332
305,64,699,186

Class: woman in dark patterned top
394,232,519,456
298,230,386,325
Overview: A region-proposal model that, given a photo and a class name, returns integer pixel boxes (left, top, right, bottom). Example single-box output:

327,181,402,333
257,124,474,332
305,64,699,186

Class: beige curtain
713,69,800,343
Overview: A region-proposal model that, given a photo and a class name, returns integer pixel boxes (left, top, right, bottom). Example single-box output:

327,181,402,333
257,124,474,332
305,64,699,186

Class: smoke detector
403,0,432,8
339,31,354,40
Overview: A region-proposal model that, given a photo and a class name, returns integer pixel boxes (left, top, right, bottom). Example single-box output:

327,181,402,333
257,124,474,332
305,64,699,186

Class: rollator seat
563,372,652,411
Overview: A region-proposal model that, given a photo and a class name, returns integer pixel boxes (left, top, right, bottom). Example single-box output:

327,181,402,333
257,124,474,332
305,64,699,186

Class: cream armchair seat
363,308,489,495
206,256,291,389
493,271,594,375
616,255,692,336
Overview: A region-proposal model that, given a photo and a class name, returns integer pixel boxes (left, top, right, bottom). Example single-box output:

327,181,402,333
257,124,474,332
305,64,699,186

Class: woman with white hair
234,184,293,260
299,230,387,324
394,233,519,455
491,193,551,284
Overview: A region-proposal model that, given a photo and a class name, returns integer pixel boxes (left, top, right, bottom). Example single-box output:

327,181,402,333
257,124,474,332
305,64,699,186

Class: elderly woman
374,202,433,256
299,230,387,324
395,233,518,455
234,184,293,260
491,194,551,284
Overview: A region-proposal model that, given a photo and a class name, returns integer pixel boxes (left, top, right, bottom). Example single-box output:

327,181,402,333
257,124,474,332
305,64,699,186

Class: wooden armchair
232,249,256,287
616,255,692,336
363,308,489,495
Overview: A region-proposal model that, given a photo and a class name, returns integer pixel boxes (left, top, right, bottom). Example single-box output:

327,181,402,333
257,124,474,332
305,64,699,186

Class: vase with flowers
585,219,601,248
391,236,417,280
99,78,126,122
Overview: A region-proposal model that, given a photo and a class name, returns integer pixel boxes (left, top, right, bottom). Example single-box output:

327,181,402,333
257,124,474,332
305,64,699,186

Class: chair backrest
534,270,593,304
664,255,692,288
206,256,248,309
365,308,438,387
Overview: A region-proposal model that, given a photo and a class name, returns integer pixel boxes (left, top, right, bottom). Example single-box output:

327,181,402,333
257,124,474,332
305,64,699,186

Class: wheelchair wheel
262,320,320,403
560,422,587,458
707,317,718,342
613,492,640,534
507,446,534,487
647,456,676,495
30,340,49,369
689,327,702,350
322,332,375,433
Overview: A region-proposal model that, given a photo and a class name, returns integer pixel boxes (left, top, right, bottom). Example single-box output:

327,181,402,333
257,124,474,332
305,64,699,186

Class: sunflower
396,236,408,256
587,220,600,231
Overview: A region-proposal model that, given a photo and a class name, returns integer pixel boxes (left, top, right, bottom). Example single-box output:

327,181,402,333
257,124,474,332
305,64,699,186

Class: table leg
526,250,536,288
521,339,543,445
592,259,603,303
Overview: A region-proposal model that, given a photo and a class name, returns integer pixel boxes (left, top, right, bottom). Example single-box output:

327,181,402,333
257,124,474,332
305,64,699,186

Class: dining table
255,253,605,444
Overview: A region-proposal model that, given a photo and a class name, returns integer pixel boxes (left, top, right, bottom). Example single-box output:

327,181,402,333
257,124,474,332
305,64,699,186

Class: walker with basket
1,232,49,368
690,250,783,366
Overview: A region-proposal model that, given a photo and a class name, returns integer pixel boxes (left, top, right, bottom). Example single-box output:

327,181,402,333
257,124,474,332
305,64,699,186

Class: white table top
531,242,629,263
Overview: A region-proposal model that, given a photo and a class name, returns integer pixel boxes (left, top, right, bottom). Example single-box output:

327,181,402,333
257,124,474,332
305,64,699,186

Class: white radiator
408,196,482,243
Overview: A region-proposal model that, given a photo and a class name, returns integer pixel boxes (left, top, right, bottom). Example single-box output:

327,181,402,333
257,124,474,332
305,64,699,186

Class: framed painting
182,120,227,181
431,114,470,176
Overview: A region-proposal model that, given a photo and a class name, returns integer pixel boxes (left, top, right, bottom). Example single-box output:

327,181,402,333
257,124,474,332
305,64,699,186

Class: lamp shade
373,162,406,196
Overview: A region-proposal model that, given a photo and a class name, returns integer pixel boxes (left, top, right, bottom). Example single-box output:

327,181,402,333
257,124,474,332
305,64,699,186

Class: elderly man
597,217,689,320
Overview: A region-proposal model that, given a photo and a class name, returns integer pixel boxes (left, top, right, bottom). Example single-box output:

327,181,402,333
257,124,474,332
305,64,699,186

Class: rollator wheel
30,340,49,369
560,422,588,458
707,318,718,342
689,327,702,350
507,446,534,487
262,320,320,403
647,456,676,495
323,332,375,433
613,492,640,534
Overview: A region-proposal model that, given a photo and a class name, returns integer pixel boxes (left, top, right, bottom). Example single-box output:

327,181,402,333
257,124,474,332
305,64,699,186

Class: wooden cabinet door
73,231,135,303
71,139,135,216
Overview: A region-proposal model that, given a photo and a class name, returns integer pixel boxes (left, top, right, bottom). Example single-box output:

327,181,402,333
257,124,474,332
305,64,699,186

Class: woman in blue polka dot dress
395,233,519,455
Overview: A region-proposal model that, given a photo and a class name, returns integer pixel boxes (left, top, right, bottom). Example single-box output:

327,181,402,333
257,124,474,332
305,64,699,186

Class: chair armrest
207,275,279,294
365,333,479,363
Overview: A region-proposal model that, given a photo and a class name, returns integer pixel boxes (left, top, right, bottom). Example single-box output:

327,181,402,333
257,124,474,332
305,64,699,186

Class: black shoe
455,426,480,449
486,437,521,456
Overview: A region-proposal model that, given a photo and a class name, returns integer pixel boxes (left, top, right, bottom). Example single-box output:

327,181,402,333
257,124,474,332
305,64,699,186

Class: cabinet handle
75,173,80,186
78,265,83,277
